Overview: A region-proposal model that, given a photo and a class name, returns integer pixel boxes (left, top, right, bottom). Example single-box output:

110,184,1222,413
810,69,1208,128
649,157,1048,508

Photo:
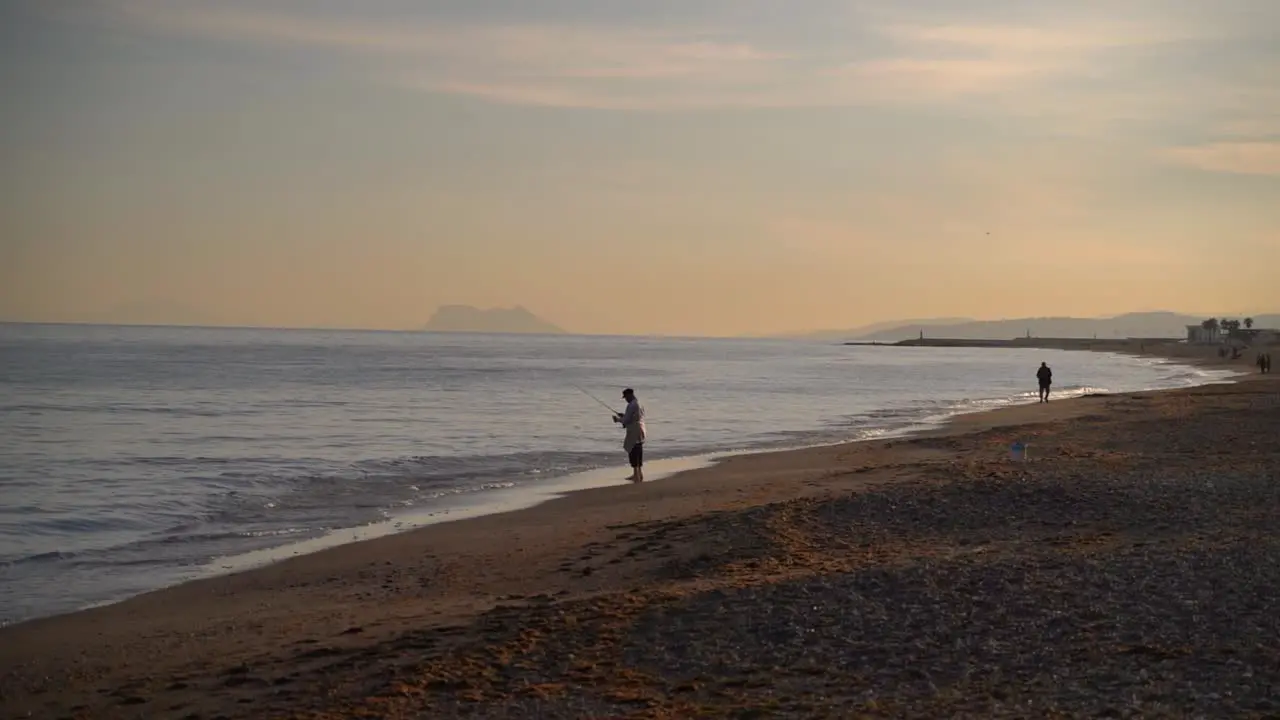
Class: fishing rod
570,383,620,415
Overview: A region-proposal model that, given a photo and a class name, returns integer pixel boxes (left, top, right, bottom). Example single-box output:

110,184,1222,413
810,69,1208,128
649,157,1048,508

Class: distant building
1189,324,1280,346
1186,325,1222,344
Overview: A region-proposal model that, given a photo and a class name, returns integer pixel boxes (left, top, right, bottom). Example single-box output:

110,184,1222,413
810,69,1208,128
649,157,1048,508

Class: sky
1,0,1277,337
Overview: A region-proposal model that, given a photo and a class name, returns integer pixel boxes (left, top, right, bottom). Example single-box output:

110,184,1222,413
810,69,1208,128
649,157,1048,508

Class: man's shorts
628,443,644,468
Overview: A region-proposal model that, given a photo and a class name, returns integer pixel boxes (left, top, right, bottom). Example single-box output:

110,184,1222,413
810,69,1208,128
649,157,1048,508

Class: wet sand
2,343,1275,719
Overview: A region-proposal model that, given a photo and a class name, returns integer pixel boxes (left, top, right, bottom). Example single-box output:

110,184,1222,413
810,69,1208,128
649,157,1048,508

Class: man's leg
628,444,644,481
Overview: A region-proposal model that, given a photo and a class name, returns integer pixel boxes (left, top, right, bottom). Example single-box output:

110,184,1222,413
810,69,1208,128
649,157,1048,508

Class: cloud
90,1,790,97
830,18,1210,105
74,2,1173,103
1216,117,1280,138
881,22,1199,52
1163,142,1280,176
63,0,1275,140
836,57,1044,98
100,1,436,51
427,17,1196,109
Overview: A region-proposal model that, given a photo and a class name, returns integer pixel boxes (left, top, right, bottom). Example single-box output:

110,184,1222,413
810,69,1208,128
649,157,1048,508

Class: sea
0,323,1236,626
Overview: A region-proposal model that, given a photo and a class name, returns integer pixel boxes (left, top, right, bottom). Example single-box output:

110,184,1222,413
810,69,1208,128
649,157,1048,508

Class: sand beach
2,342,1277,719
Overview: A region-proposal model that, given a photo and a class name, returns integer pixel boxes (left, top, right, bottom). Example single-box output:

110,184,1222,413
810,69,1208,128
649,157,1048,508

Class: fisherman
612,388,647,482
1036,362,1053,403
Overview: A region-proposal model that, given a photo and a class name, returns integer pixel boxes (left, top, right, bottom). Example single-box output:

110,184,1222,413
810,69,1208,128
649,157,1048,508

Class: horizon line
3,311,1277,340
0,319,766,342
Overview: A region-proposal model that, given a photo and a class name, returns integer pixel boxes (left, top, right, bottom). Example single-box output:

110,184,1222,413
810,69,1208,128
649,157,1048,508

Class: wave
1,526,319,570
1,549,78,567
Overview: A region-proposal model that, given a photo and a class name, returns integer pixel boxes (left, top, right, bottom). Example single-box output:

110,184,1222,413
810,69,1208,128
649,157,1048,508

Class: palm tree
1245,317,1254,329
1201,318,1218,331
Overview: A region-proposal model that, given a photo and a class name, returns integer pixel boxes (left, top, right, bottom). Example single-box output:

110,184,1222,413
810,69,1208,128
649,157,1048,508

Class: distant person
1265,353,1272,374
1260,353,1268,374
1036,362,1053,403
612,388,647,482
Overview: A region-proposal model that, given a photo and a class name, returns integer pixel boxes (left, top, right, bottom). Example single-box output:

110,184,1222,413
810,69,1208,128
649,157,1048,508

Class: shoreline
207,454,720,579
0,345,1270,718
211,356,1231,569
1,346,1242,630
2,375,1274,718
189,348,1245,553
8,348,1236,629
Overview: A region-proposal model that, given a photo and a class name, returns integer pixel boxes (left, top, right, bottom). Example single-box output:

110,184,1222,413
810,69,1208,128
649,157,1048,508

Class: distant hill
849,312,1280,342
423,305,565,335
776,317,975,341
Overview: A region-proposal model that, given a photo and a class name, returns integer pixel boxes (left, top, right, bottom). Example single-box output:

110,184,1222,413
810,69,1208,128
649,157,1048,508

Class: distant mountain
850,312,1280,342
423,305,565,335
775,317,975,341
